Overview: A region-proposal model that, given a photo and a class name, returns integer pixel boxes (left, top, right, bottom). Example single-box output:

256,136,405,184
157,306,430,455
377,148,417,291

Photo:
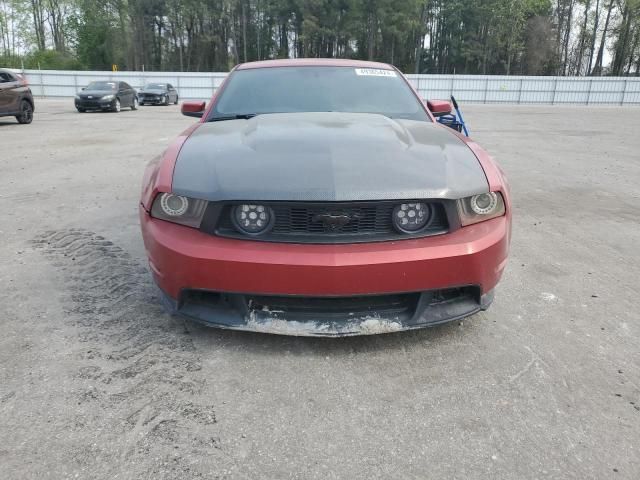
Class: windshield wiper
209,113,258,122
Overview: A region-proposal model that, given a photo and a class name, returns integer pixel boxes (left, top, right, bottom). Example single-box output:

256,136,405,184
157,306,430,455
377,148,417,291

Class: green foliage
33,49,83,69
0,0,638,74
68,3,124,70
0,50,83,69
0,53,22,68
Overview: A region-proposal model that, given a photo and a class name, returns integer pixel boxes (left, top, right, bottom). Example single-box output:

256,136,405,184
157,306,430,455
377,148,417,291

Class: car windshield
86,81,116,91
209,66,430,122
144,83,166,90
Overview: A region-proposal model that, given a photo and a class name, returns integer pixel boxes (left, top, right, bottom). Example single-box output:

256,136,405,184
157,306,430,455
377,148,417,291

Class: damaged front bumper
158,286,494,337
141,208,508,336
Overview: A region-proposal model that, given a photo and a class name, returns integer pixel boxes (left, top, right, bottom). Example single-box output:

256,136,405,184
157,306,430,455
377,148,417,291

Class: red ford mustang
139,59,511,336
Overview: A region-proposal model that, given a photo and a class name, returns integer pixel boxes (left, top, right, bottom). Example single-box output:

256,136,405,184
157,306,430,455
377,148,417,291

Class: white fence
21,70,228,102
406,74,640,105
18,69,640,105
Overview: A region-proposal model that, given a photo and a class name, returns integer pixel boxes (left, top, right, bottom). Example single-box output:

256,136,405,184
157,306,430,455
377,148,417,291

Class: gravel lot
1,99,639,479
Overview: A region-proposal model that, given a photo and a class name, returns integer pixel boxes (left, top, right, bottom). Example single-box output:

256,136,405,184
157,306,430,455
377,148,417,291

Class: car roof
236,58,396,71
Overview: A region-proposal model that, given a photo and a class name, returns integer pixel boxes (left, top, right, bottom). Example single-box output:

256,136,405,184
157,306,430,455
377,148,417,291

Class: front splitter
156,286,494,337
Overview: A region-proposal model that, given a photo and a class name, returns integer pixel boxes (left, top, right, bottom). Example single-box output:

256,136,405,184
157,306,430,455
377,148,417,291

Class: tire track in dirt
31,229,224,479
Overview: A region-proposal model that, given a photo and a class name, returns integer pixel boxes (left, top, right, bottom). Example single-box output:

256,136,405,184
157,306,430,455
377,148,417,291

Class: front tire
112,99,121,113
16,100,33,124
77,108,86,113
131,97,138,110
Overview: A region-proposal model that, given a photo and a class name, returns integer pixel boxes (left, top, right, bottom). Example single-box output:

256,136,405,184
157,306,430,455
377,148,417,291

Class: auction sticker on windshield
354,68,397,77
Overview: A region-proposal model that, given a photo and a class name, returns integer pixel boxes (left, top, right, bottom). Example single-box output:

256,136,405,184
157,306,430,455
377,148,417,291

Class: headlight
150,193,207,228
161,193,189,216
102,95,115,101
392,202,432,233
457,192,505,226
231,204,274,235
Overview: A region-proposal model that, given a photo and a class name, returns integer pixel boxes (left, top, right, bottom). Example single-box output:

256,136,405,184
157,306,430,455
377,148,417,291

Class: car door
124,82,135,105
0,71,19,113
167,84,177,103
118,82,131,106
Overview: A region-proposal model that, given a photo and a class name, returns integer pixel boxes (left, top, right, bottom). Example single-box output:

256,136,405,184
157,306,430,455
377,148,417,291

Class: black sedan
138,83,179,106
75,81,138,113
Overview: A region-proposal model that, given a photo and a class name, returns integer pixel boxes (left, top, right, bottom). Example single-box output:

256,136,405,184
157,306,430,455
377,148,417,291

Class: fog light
392,203,431,233
232,204,274,235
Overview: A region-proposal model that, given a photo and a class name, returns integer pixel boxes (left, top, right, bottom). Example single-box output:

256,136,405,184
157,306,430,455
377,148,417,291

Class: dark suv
0,69,34,124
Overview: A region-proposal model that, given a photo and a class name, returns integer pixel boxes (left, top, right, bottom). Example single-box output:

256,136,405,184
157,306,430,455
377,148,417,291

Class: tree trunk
230,11,240,64
562,0,575,75
592,0,614,75
414,1,428,74
555,0,566,71
256,0,261,60
46,0,66,53
279,20,288,57
587,0,601,74
611,3,631,76
30,0,46,50
626,31,639,74
367,11,375,60
575,0,591,75
242,1,247,63
118,4,130,69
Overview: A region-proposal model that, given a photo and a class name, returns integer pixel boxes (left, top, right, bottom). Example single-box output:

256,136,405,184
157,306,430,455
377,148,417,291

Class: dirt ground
1,100,639,479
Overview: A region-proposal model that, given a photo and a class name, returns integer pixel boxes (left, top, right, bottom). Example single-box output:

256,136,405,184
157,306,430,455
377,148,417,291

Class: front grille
181,290,419,321
247,293,420,321
177,286,482,330
276,203,393,234
212,201,449,243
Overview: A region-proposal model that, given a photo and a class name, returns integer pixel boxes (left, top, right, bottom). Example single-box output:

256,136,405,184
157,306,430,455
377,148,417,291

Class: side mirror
426,99,452,117
181,101,206,118
81,87,86,90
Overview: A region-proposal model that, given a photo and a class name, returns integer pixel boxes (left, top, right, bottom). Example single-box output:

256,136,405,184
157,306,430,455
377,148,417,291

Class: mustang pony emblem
312,212,361,230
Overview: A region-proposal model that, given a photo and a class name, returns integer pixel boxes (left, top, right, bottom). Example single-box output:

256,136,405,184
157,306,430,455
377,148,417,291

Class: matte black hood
172,112,488,202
